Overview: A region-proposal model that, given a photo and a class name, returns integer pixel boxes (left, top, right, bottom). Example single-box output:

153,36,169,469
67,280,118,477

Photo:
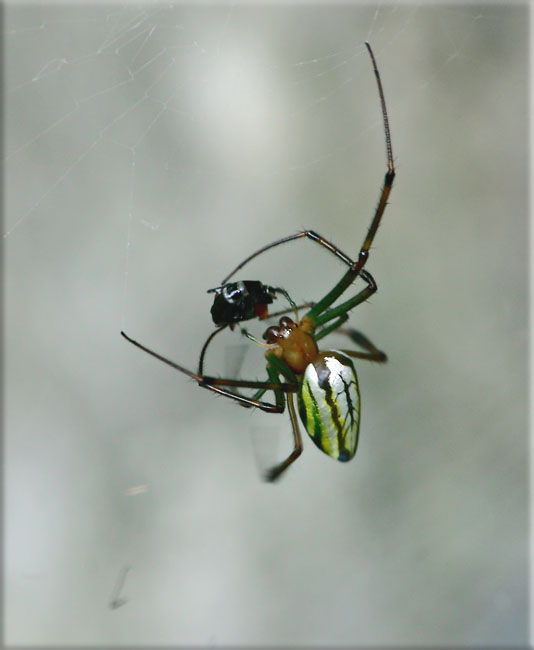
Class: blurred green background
5,3,528,645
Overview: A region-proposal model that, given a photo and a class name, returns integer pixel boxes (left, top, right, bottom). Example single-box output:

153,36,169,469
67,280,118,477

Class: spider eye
279,316,296,329
263,326,280,343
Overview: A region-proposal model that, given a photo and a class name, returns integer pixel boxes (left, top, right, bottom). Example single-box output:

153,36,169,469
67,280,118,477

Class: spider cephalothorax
263,316,318,375
121,42,395,481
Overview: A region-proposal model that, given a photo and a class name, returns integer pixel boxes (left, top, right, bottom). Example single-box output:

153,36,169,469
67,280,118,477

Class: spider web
5,2,529,646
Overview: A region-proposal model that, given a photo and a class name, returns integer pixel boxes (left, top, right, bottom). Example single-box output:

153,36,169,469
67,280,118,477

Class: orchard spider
122,42,394,481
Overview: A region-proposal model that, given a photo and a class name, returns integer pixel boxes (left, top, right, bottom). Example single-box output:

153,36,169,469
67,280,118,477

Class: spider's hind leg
336,328,387,363
314,316,387,363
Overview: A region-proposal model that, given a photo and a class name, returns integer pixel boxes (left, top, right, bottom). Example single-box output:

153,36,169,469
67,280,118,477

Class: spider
121,42,395,481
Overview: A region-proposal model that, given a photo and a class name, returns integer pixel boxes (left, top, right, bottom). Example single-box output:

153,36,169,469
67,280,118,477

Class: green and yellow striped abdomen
298,351,360,461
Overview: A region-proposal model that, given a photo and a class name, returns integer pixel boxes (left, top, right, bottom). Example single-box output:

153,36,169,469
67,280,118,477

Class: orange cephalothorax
263,316,318,375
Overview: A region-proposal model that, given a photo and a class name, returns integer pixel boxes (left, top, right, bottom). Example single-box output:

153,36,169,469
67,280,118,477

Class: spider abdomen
298,352,360,462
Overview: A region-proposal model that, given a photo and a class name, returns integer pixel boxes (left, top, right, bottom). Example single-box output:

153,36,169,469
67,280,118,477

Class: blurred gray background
5,2,528,646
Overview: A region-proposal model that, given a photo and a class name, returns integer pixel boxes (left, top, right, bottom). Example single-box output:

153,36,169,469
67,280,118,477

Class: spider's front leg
310,269,378,328
120,330,296,413
311,269,386,361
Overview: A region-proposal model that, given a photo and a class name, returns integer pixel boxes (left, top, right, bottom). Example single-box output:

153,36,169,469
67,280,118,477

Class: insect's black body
208,281,277,326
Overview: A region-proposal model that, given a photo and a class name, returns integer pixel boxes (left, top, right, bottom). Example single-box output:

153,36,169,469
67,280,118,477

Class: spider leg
221,230,354,285
306,44,394,321
219,228,359,326
313,308,387,362
353,43,395,274
264,391,303,482
336,328,387,363
220,44,393,327
311,269,377,327
198,325,227,375
121,331,296,413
